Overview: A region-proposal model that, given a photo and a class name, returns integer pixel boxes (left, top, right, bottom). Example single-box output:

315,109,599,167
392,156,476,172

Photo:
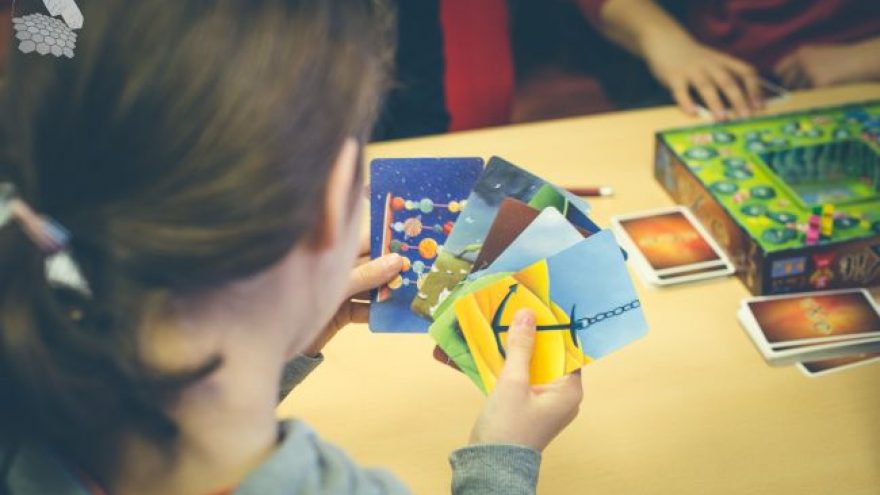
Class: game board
655,100,880,295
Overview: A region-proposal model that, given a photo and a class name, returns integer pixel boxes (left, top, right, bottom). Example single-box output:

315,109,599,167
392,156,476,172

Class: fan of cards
738,289,880,377
368,156,649,393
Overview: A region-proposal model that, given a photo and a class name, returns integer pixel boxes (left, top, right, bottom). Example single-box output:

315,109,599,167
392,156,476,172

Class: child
0,1,583,494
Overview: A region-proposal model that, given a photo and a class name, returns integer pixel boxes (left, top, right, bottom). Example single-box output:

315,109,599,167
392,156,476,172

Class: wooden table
278,84,880,494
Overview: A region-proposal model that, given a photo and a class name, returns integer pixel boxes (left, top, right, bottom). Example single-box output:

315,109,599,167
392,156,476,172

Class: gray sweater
2,355,541,494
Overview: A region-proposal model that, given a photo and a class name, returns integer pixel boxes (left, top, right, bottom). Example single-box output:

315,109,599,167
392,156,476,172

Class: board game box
655,101,880,295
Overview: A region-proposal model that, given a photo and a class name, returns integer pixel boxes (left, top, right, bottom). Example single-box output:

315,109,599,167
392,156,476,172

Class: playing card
797,352,880,377
469,198,541,274
431,207,591,379
611,206,734,285
737,289,880,365
744,289,880,348
433,230,648,393
412,156,599,319
369,157,483,332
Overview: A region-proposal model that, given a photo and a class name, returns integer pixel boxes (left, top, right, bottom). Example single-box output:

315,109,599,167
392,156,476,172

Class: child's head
0,0,390,465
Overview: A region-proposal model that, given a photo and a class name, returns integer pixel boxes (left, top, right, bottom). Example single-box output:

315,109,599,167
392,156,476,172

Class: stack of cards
370,156,649,393
611,206,735,286
737,289,880,376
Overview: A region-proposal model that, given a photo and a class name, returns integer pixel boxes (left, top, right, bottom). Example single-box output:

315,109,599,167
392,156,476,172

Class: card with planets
369,157,483,333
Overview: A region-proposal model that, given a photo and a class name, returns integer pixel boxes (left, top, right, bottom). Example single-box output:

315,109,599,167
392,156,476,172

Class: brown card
470,198,540,274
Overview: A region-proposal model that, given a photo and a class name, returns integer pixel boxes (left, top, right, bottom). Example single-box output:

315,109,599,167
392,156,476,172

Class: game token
821,204,835,237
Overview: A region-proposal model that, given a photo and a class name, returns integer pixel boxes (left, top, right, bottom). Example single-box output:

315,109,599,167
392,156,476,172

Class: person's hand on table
643,35,762,120
469,309,584,452
303,238,403,357
774,42,880,90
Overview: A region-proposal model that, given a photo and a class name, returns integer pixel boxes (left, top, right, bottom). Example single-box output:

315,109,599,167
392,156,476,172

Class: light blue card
544,230,648,358
471,208,584,280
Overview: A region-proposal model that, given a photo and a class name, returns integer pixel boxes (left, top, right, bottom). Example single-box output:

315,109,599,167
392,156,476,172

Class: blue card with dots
369,157,484,332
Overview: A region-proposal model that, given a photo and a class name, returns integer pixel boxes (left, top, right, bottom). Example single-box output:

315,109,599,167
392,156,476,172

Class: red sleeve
575,0,611,25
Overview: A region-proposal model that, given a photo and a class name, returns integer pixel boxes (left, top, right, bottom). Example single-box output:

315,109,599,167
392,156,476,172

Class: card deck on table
369,157,483,333
745,289,880,348
412,156,599,320
611,206,734,285
797,352,880,377
737,289,880,365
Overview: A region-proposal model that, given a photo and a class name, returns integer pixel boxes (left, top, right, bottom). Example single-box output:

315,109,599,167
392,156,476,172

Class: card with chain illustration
433,230,649,393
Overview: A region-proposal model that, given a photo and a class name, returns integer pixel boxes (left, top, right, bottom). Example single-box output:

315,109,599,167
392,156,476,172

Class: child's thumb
499,309,536,385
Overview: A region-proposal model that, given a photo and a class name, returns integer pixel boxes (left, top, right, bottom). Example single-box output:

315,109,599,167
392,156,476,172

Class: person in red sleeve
576,0,880,119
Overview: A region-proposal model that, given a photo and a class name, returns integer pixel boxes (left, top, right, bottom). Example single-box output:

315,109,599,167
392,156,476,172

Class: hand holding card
433,230,648,393
368,155,649,394
413,156,599,320
468,308,584,452
369,157,483,332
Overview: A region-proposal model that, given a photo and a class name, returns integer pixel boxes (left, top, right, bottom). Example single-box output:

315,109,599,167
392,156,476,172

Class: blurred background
4,0,877,141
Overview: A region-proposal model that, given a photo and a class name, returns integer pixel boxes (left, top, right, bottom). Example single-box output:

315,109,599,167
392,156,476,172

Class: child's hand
304,252,403,356
468,309,584,452
644,36,762,119
774,42,880,90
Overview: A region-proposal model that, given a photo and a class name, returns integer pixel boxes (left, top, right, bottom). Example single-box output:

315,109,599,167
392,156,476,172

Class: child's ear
311,137,360,251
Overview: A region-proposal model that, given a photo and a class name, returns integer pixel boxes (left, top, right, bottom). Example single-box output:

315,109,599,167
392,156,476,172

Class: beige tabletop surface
278,84,880,495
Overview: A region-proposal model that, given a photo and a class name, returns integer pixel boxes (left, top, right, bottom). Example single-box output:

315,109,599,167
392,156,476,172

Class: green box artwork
655,100,880,295
659,102,880,253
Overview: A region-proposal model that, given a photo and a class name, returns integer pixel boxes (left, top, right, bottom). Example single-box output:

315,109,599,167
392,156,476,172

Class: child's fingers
549,370,583,402
535,371,583,426
346,300,370,324
498,309,537,386
359,228,370,256
348,253,403,297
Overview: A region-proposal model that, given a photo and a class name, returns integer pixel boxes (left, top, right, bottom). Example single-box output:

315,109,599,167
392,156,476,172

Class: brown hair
0,0,392,479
